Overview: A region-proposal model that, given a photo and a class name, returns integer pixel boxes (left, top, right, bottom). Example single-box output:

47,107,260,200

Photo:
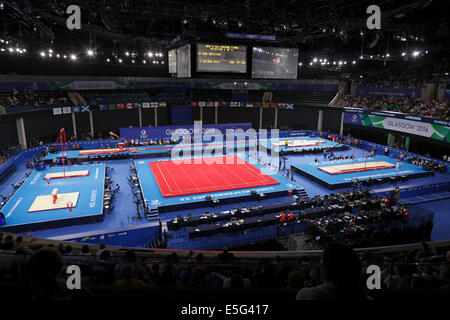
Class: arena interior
0,0,449,307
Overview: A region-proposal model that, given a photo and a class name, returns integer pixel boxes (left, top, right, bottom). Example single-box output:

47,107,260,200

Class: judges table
186,205,341,239
169,201,299,230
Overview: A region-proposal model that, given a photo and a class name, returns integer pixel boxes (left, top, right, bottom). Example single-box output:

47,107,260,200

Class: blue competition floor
259,136,343,153
3,137,450,244
135,156,300,211
0,164,105,229
292,155,431,189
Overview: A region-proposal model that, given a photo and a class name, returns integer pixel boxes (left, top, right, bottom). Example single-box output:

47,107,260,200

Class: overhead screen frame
176,44,191,78
251,46,299,80
168,49,177,74
196,43,248,73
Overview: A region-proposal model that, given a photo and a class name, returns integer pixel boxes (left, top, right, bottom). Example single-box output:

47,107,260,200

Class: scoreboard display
197,43,247,73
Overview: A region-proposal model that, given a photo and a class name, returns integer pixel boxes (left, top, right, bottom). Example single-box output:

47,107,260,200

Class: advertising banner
344,109,450,142
120,123,253,140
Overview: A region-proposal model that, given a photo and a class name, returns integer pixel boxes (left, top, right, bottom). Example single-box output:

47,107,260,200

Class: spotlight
56,54,60,58
143,60,146,64
63,55,67,59
412,51,420,57
401,52,406,56
352,60,356,64
48,49,53,53
313,57,317,63
298,62,302,66
125,51,130,56
386,53,390,57
106,58,110,62
70,54,77,60
87,49,94,56
148,52,153,57
8,47,13,53
118,58,122,63
131,59,135,63
40,51,46,57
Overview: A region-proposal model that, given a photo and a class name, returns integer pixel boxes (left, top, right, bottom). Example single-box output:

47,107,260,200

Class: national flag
151,102,158,108
72,106,81,113
81,105,90,112
222,101,230,107
62,106,72,114
286,104,294,109
108,104,117,110
263,103,269,108
199,101,206,107
270,103,277,108
159,102,167,107
191,101,198,107
207,101,214,107
117,103,125,110
126,103,133,109
246,102,254,107
142,102,150,108
134,103,142,109
99,104,107,111
239,102,245,107
230,101,238,107
254,102,262,108
53,107,62,115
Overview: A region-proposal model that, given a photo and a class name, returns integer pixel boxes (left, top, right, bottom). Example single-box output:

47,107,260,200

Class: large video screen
168,49,177,73
252,47,299,79
197,43,247,73
176,44,191,78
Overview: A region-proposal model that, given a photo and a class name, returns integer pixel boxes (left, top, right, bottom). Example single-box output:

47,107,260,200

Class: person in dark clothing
296,242,367,300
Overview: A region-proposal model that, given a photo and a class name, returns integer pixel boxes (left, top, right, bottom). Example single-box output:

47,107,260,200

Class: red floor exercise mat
149,155,280,197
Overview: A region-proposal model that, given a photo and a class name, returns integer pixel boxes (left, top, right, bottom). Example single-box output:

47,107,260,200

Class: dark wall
322,109,342,133
218,108,260,128
343,125,388,145
92,109,139,134
24,112,73,143
0,119,18,148
278,107,318,130
74,112,91,136
192,107,201,122
262,108,275,129
141,109,156,127
157,108,170,126
202,107,216,124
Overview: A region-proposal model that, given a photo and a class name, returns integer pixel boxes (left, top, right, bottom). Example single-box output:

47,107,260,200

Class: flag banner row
190,101,294,109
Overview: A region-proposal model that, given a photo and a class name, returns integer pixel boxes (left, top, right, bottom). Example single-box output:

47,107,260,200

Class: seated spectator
114,264,145,287
296,242,367,300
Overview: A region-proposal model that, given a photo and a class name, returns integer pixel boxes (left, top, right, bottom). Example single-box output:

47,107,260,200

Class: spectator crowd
336,96,449,120
0,232,449,301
